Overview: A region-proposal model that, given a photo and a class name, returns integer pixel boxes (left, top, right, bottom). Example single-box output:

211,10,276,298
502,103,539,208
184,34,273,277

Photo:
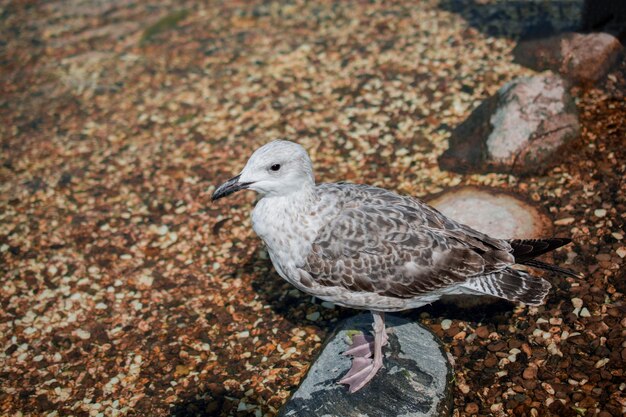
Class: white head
212,140,315,201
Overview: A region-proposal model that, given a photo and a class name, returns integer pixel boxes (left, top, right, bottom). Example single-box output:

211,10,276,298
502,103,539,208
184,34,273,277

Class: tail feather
507,238,580,279
509,238,572,262
462,269,551,305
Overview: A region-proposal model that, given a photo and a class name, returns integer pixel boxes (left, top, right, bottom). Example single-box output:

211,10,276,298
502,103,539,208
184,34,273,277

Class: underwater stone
428,186,552,239
438,75,580,176
278,313,452,417
513,32,623,85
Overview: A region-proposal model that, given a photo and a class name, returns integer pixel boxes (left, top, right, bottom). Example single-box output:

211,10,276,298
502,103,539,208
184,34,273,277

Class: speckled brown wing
301,184,515,299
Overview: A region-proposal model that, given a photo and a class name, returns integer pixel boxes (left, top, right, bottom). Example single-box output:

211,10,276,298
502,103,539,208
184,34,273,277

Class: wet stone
428,186,552,239
279,313,452,417
438,75,580,176
513,32,624,85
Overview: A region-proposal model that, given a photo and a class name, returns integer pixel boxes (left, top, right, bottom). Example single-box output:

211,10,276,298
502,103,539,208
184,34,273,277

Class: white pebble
440,319,452,330
137,273,153,288
594,209,606,218
75,329,91,340
595,358,609,368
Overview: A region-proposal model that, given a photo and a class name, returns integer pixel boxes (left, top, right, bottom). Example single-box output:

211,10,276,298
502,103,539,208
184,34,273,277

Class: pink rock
438,75,580,176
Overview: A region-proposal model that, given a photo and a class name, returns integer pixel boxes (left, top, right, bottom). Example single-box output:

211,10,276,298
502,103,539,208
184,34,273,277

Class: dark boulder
513,32,623,85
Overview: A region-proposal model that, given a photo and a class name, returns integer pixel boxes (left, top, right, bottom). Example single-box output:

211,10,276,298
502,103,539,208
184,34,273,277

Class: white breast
252,193,320,274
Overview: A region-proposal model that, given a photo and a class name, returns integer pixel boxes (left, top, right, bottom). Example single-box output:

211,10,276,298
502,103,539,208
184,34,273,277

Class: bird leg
342,324,388,358
339,311,386,393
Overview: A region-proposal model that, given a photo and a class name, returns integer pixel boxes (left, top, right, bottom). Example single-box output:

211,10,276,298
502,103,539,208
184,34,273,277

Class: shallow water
1,1,624,416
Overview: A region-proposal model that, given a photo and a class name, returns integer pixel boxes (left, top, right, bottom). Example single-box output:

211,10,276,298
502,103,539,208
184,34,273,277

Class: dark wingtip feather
509,238,572,262
521,259,583,279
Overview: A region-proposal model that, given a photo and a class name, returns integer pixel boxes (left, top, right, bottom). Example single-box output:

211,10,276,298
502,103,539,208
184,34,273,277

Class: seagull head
211,140,315,201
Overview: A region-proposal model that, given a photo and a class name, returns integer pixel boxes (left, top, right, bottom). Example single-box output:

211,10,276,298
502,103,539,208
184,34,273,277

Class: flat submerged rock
428,186,552,239
279,313,452,417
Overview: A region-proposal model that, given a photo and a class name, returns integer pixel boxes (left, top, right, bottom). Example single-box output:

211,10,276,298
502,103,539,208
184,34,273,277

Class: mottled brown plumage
301,183,525,302
212,140,576,393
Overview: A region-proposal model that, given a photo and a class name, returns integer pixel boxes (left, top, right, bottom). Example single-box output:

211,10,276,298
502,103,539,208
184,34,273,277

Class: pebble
523,365,538,380
579,308,591,317
547,342,562,357
305,312,320,321
441,319,452,330
594,209,607,218
490,403,503,413
76,329,91,340
137,273,153,288
596,253,611,262
571,298,583,309
555,217,575,226
475,327,490,340
465,402,479,414
542,382,555,395
616,247,626,258
459,382,470,394
453,331,467,340
595,358,609,368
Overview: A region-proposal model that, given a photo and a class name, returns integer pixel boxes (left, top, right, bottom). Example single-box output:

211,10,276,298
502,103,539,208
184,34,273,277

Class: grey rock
278,313,452,417
513,32,624,85
438,75,580,176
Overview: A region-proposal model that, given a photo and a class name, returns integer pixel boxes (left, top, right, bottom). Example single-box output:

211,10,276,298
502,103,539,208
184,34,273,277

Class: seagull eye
270,164,281,172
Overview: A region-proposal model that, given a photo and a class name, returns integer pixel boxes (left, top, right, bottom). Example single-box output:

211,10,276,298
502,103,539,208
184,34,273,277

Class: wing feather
300,184,514,298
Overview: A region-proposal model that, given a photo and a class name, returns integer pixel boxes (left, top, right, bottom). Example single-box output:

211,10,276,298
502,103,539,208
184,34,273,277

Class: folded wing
301,184,516,298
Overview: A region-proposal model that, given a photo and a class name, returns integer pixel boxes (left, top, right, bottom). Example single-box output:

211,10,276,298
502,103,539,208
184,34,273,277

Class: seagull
211,140,577,393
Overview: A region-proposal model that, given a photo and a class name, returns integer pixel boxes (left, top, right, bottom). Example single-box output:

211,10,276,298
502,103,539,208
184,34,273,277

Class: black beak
211,174,252,201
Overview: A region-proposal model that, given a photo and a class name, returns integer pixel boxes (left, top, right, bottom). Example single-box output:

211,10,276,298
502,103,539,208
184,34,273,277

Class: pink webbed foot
339,311,387,393
338,356,383,393
342,332,388,358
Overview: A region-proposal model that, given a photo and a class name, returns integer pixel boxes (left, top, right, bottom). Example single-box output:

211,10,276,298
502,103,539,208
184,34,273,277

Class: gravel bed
1,1,624,416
